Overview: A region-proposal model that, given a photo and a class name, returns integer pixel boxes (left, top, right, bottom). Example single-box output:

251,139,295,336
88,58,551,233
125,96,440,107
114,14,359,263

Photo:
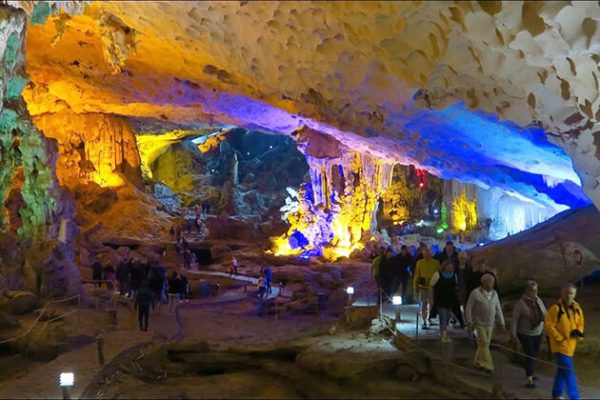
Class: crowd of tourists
371,241,585,399
90,259,190,331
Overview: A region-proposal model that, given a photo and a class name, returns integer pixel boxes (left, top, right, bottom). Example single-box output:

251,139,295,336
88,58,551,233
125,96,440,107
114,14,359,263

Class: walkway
188,270,281,300
350,297,600,399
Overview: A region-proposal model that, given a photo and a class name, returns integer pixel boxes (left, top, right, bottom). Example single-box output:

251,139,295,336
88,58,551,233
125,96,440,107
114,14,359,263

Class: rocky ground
0,251,599,399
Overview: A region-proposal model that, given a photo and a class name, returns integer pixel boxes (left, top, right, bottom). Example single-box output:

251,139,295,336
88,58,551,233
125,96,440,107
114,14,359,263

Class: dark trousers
452,303,465,328
138,305,150,331
517,333,543,378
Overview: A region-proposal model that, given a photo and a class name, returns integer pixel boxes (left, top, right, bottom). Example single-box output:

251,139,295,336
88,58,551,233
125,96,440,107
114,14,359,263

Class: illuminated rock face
32,112,143,189
18,1,600,214
0,3,81,296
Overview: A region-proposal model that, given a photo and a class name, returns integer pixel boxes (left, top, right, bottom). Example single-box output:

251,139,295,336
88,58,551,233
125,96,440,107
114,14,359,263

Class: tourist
201,200,210,217
153,262,167,303
465,273,505,374
175,224,182,243
167,272,182,313
183,249,192,270
116,259,129,296
194,204,201,220
511,280,547,388
129,261,143,299
393,245,413,300
230,257,239,276
430,259,460,342
179,272,190,304
91,261,103,288
413,247,440,329
261,264,273,294
436,240,459,267
148,268,164,313
456,251,470,307
102,264,116,291
257,274,266,299
545,282,584,400
371,248,383,304
413,242,427,265
134,280,155,332
378,247,396,302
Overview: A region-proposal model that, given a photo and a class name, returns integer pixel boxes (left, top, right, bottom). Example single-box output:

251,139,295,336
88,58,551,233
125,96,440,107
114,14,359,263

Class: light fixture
59,372,74,387
346,286,354,295
392,295,402,305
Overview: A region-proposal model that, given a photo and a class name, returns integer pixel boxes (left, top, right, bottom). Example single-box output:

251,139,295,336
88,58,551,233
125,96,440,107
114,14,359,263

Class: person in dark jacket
91,262,103,288
148,268,164,313
392,245,414,299
179,273,190,303
168,272,182,313
129,262,143,299
379,247,396,302
436,241,459,267
430,260,461,342
116,260,130,296
135,281,155,331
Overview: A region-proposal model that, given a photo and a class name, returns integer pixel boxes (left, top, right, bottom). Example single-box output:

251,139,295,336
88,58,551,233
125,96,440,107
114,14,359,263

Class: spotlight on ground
59,372,74,400
392,295,402,305
59,372,74,387
346,286,354,295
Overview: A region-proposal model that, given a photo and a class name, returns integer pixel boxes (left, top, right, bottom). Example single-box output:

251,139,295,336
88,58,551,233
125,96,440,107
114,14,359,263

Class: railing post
415,307,419,341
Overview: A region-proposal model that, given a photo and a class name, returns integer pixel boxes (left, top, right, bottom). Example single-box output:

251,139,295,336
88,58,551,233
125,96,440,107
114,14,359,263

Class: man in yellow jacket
413,247,440,329
544,282,584,400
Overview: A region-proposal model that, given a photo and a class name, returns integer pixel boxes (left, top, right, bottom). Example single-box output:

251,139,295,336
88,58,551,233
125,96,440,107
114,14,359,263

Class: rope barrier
0,294,80,345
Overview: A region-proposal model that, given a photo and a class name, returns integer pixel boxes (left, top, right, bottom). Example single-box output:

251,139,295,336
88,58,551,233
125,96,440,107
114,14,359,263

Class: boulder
0,291,41,315
295,338,401,379
470,206,600,294
16,323,66,361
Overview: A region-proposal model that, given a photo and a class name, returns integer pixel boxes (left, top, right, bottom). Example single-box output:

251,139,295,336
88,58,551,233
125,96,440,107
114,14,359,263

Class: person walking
257,275,266,299
545,282,584,400
511,280,547,388
465,273,505,374
116,260,129,296
134,281,155,331
413,247,440,329
371,248,383,303
149,267,164,314
261,264,273,294
230,257,239,276
91,261,103,288
180,272,190,304
393,245,414,300
379,247,396,302
167,272,182,314
430,260,461,342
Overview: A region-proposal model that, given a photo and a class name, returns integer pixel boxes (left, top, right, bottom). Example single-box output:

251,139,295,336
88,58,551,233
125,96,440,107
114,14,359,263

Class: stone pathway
348,298,600,399
0,328,152,399
188,269,281,300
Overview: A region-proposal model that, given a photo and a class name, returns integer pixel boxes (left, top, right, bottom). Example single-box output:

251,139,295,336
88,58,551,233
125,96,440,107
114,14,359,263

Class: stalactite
270,140,396,260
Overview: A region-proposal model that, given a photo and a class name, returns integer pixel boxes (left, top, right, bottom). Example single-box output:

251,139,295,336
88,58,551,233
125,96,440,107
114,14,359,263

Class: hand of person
467,324,474,335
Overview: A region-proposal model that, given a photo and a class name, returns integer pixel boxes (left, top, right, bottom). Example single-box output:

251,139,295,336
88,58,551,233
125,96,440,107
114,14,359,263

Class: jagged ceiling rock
18,1,600,211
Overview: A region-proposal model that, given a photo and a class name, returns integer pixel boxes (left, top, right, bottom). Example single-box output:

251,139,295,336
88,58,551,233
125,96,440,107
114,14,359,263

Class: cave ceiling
17,1,600,211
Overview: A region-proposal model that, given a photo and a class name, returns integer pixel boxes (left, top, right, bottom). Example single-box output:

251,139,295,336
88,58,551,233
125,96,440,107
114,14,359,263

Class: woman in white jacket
465,273,505,374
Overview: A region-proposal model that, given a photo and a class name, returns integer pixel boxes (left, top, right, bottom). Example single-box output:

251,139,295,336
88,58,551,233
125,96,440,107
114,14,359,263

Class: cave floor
0,263,599,399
